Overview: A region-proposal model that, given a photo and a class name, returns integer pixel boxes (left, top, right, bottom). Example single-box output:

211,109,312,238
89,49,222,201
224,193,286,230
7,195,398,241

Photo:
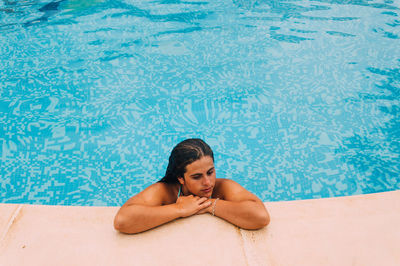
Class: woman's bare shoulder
213,178,237,198
123,182,178,207
215,178,239,187
214,178,259,201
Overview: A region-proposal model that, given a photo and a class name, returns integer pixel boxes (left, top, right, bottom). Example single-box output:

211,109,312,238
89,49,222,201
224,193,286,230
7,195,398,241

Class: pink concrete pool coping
1,190,399,266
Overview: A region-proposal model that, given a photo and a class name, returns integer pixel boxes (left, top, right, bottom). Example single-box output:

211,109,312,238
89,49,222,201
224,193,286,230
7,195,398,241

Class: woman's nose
203,176,211,186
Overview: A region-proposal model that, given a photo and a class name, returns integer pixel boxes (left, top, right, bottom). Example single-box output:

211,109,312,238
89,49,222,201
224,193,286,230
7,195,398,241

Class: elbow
241,203,270,230
254,208,270,229
114,213,132,233
259,203,270,228
241,209,270,230
114,213,141,234
113,214,125,232
260,211,270,228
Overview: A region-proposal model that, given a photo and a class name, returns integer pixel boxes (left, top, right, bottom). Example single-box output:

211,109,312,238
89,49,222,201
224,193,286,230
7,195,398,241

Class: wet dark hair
159,138,214,184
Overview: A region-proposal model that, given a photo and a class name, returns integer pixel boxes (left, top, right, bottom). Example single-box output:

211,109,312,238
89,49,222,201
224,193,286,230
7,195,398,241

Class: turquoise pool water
1,0,399,206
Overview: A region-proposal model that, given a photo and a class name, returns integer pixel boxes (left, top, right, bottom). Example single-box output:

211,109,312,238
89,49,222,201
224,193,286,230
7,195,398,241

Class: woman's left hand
196,199,214,214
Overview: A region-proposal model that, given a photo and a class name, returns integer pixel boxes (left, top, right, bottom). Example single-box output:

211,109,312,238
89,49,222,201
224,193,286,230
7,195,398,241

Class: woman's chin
192,188,213,198
201,190,213,198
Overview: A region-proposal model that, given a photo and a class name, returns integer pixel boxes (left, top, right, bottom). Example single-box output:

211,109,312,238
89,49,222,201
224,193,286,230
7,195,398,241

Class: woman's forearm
212,200,270,229
114,199,269,233
114,204,181,234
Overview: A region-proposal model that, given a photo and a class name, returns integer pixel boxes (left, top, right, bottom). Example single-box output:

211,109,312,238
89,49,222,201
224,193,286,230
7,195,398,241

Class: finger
199,200,212,208
197,197,208,204
196,208,207,215
195,202,211,214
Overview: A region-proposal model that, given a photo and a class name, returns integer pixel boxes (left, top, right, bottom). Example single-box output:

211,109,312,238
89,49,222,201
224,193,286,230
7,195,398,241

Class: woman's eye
207,170,214,175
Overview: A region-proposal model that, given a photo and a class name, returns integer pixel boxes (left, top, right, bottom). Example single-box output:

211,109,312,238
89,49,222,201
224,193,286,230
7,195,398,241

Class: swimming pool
1,0,399,206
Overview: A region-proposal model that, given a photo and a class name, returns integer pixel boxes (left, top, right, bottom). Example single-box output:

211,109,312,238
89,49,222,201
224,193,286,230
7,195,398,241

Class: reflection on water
0,0,399,205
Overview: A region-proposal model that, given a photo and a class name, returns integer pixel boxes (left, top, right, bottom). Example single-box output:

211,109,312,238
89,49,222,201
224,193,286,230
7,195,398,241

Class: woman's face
178,156,216,198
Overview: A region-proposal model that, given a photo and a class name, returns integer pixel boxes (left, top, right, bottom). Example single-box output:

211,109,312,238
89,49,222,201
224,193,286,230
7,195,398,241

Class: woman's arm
114,183,211,234
114,204,182,234
203,179,270,229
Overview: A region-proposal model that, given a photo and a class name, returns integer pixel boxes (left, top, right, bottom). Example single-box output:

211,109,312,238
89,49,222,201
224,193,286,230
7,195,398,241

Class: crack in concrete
236,227,250,266
0,205,22,246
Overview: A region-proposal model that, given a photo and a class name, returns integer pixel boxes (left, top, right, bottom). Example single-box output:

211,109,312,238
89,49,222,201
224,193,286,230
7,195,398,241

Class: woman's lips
202,187,212,193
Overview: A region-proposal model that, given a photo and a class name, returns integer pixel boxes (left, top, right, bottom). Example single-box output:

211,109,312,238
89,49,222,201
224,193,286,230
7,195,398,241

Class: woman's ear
178,177,184,185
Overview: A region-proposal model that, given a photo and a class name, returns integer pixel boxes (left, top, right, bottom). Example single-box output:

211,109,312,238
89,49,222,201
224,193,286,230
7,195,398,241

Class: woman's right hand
175,195,212,217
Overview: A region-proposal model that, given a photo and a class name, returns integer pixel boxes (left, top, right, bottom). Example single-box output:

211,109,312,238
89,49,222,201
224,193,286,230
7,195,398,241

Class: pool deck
1,190,399,266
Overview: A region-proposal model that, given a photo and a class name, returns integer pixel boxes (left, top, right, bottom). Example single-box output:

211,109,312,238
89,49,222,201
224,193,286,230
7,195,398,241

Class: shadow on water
232,0,399,43
232,0,360,43
233,0,331,18
0,0,106,29
313,0,399,10
24,0,64,26
104,0,213,24
20,0,214,34
337,62,400,194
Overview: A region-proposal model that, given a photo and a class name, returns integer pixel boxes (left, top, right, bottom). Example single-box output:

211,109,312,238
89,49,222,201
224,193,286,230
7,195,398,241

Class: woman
114,138,270,234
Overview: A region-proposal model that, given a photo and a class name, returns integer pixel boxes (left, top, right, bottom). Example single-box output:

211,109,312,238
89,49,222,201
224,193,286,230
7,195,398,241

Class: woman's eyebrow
190,167,214,177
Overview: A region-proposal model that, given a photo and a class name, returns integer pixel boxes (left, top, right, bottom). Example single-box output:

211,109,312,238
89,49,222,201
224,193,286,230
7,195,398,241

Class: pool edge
1,190,399,265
